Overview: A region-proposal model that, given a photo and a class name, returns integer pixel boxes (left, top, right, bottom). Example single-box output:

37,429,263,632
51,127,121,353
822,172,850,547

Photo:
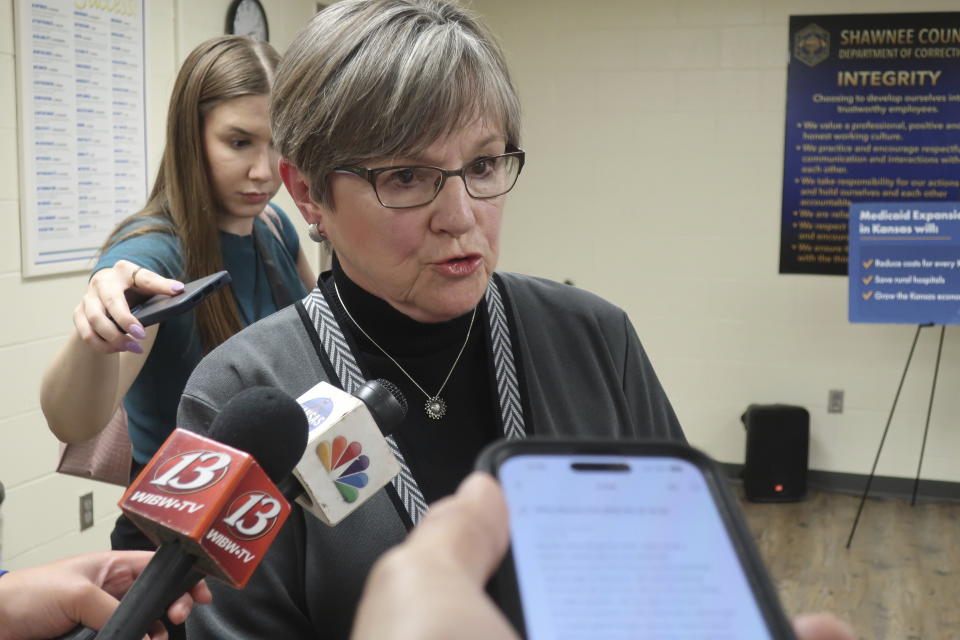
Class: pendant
425,396,447,420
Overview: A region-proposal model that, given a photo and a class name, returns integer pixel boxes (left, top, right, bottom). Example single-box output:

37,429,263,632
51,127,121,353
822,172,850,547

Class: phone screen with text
499,454,773,640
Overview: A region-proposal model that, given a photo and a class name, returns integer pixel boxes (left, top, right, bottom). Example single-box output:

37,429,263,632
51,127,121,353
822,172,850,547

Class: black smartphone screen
496,450,788,639
130,271,231,327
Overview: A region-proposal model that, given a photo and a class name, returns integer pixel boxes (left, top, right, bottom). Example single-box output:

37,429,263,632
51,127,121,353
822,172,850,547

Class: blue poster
849,202,960,325
781,13,960,275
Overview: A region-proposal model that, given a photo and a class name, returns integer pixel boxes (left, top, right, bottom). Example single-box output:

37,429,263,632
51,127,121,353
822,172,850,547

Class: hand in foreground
352,472,857,640
76,259,184,354
352,472,519,640
793,612,857,640
0,550,212,640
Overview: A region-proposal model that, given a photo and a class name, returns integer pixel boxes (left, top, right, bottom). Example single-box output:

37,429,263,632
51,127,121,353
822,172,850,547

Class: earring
308,223,327,243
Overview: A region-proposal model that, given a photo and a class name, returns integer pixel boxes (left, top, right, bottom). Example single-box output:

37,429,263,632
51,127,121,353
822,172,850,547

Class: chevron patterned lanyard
300,275,526,525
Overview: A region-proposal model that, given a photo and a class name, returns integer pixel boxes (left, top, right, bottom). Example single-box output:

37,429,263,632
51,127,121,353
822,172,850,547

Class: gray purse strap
301,276,525,525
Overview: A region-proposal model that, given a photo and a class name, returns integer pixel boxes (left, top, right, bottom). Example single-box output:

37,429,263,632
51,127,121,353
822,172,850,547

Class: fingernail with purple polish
126,341,144,354
128,324,146,339
171,281,185,292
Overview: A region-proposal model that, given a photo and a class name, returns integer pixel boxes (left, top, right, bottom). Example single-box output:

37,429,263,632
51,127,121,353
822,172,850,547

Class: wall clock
226,0,269,42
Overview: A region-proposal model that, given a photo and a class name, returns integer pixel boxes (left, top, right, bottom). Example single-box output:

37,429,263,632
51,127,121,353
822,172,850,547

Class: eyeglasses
333,146,525,209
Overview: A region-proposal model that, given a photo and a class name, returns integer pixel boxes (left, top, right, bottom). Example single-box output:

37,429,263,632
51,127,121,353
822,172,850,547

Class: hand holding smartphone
477,439,796,640
113,271,232,330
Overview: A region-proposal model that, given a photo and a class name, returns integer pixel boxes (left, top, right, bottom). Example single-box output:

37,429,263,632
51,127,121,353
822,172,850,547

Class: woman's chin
404,283,489,323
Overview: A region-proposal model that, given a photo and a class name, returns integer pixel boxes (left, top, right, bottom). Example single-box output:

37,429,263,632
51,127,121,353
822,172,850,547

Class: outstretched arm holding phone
41,260,182,443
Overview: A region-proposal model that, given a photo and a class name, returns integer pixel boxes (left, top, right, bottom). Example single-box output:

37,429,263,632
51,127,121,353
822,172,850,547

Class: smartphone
128,270,232,327
477,439,796,640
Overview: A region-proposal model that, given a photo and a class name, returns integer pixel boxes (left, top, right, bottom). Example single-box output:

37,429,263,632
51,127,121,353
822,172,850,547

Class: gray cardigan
180,272,684,638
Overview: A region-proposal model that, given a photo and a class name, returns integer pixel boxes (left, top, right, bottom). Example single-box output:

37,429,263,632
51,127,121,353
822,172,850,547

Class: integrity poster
780,14,960,275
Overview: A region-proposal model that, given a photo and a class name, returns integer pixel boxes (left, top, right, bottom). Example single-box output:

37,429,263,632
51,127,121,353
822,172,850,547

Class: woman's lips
241,192,268,204
435,254,482,277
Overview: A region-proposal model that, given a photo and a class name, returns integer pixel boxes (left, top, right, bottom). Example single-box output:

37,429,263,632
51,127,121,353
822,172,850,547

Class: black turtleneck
320,257,500,506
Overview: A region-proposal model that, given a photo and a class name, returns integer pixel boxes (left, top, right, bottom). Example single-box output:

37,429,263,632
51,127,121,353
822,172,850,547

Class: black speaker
741,404,809,502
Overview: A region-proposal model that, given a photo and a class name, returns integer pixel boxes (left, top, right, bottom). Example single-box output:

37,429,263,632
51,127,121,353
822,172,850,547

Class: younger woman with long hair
40,35,314,549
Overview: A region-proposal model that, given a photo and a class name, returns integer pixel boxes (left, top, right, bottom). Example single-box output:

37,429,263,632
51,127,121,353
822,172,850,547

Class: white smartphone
477,439,796,640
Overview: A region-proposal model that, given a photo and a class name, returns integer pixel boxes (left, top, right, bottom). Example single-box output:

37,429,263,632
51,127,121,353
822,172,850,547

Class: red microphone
88,387,308,640
119,427,289,587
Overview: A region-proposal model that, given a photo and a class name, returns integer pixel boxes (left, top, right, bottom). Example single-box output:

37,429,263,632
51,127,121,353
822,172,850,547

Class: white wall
473,0,960,483
0,0,316,569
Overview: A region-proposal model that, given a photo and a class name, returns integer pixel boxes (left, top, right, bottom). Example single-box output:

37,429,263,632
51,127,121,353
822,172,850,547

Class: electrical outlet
79,492,94,531
828,389,844,414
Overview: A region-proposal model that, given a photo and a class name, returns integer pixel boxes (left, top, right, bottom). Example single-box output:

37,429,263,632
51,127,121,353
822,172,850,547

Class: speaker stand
846,324,946,549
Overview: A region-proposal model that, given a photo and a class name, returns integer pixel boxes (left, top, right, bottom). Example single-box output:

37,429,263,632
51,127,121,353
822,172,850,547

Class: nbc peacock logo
317,435,369,503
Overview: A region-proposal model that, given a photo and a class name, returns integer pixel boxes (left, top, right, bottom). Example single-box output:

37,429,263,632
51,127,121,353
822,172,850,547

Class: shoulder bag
56,406,133,486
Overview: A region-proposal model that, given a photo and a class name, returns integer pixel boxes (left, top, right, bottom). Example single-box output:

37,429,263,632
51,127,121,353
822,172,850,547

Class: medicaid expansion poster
780,13,960,275
849,202,960,325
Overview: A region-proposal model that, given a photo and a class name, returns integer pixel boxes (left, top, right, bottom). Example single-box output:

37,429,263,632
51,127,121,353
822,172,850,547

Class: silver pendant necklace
334,283,477,420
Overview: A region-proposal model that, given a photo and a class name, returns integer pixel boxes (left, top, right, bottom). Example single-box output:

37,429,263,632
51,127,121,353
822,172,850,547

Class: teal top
94,205,309,463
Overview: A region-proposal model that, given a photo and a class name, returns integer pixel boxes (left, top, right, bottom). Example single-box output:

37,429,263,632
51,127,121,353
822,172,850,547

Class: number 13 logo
150,451,232,493
222,492,282,539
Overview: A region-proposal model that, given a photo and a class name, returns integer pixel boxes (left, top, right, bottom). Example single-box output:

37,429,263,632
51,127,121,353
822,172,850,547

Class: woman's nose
430,176,477,236
250,146,277,182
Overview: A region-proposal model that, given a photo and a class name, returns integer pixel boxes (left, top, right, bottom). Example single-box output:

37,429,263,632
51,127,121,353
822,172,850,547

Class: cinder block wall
0,0,317,569
4,0,959,570
476,0,960,482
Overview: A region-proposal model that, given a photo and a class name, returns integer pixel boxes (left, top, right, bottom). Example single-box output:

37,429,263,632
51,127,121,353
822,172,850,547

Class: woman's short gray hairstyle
271,0,522,206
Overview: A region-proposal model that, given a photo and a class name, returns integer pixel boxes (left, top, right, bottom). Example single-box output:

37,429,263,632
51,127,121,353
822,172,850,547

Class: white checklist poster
15,0,147,276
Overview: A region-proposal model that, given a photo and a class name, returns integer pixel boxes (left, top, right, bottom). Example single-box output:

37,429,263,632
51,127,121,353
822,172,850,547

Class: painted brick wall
0,0,317,569
4,0,959,570
475,0,960,483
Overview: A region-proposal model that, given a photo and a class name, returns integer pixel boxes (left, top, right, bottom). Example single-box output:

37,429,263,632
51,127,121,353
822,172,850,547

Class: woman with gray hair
179,1,683,636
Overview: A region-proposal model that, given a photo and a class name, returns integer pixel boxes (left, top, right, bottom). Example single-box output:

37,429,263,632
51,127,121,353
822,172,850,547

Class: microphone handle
51,543,200,640
55,461,305,639
96,540,198,640
52,626,96,640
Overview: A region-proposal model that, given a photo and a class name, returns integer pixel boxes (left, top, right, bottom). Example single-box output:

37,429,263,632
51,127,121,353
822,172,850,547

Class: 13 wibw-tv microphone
59,379,406,640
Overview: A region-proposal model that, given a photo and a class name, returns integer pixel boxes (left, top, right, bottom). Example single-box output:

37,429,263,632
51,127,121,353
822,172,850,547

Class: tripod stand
846,323,946,548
